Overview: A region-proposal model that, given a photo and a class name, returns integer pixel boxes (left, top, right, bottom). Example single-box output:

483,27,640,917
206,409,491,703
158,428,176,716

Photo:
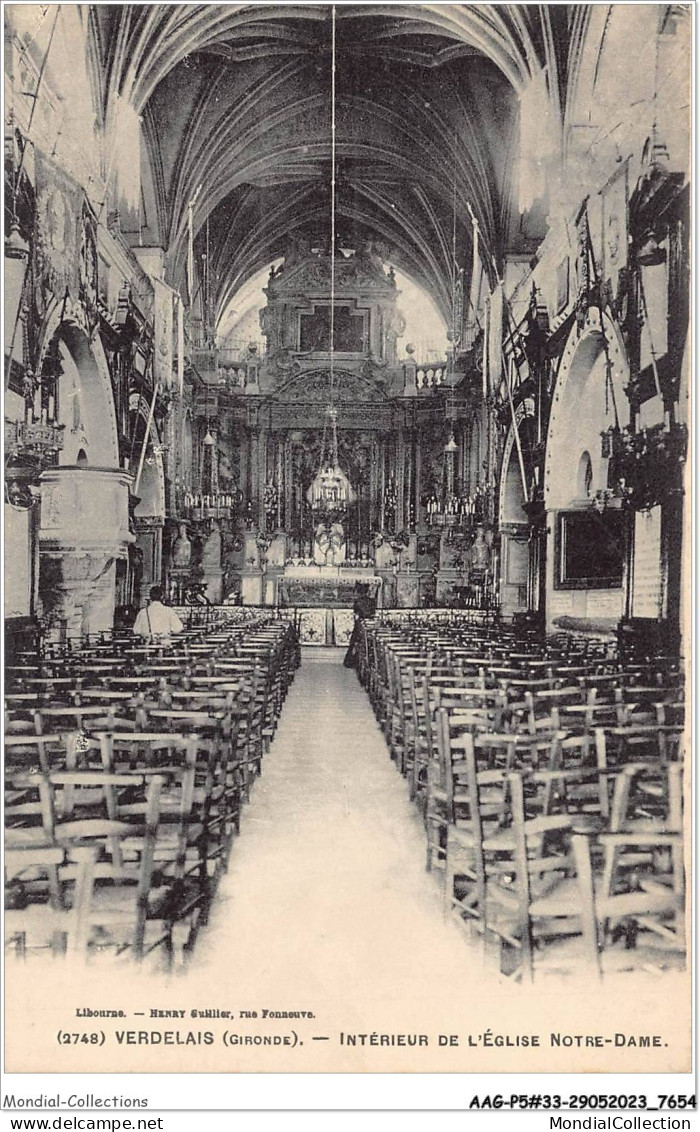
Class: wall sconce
637,235,666,267
591,487,625,514
5,221,30,361
5,470,38,511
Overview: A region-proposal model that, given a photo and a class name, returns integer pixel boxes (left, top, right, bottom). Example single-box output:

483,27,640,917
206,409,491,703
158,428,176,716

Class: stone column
405,430,414,529
283,433,293,539
379,436,386,530
403,347,417,396
38,466,133,642
248,427,262,529
396,428,406,531
370,434,379,533
414,430,422,529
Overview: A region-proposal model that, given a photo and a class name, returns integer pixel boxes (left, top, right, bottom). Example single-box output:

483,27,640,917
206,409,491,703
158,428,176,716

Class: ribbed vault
88,4,566,319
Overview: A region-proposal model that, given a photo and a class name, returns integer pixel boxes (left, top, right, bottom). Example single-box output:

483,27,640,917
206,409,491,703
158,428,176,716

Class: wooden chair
594,725,684,821
5,732,67,775
5,844,97,959
6,768,57,849
573,823,686,978
485,773,599,982
442,734,511,937
104,730,233,919
51,774,168,962
426,711,507,872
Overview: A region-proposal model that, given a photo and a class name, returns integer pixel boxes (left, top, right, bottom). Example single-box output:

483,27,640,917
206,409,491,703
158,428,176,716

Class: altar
278,566,381,609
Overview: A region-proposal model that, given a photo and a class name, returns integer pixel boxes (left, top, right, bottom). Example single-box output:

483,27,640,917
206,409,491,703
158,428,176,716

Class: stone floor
195,646,481,1004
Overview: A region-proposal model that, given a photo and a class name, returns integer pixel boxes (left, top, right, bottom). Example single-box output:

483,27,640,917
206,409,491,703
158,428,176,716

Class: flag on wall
488,282,504,394
187,200,195,306
600,159,629,293
186,185,202,307
153,278,173,388
113,95,142,215
176,294,184,396
33,149,82,317
518,67,552,213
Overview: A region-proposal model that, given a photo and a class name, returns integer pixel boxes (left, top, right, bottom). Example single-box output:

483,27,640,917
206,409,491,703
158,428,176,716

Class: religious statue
471,524,490,573
313,520,346,566
171,522,192,568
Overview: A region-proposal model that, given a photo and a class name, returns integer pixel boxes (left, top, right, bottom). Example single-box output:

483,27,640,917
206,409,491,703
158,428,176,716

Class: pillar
38,467,133,641
396,428,406,531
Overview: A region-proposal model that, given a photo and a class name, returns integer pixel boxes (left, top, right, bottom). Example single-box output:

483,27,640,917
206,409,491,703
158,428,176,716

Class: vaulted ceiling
89,4,567,323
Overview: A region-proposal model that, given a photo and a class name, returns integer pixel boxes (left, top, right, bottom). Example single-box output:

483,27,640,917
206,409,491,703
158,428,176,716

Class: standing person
343,582,376,669
133,585,184,642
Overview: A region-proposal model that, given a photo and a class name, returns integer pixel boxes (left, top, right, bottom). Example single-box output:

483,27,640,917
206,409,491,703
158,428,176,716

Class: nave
3,2,691,1076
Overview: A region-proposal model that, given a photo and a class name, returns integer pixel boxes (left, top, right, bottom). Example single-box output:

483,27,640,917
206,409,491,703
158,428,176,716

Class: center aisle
196,646,481,1006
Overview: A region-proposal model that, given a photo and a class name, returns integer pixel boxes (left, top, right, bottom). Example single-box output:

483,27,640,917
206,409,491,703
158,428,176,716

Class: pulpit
38,466,133,640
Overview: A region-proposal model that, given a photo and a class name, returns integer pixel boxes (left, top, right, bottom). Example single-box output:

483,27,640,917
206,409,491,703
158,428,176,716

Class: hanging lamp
307,408,356,513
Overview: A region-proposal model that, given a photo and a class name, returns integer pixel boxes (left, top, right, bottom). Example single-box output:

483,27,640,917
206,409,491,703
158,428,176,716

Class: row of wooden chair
5,618,300,967
439,726,685,981
355,616,686,982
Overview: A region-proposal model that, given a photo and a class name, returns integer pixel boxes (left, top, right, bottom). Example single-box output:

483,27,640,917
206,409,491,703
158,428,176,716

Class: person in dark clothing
343,583,377,668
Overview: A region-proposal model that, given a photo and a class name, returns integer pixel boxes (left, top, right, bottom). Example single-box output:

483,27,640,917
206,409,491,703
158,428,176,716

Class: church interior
3,3,691,996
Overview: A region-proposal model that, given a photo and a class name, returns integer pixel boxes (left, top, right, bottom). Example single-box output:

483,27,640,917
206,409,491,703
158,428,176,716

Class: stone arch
544,308,629,633
544,308,628,510
35,301,130,641
37,299,120,468
498,410,534,620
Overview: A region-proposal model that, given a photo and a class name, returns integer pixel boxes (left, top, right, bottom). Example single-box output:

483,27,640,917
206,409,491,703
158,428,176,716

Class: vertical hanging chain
449,138,457,423
329,4,336,407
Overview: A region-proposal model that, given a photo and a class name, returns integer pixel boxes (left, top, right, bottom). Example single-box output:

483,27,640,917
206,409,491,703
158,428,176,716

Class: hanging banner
600,158,629,294
187,200,195,306
574,200,591,329
79,199,100,335
113,95,142,215
488,282,504,393
153,277,174,388
481,299,489,398
452,268,464,348
33,148,83,317
176,294,185,396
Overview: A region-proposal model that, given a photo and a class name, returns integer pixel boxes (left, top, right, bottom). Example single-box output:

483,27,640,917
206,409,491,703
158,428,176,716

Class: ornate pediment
272,366,389,404
266,247,396,298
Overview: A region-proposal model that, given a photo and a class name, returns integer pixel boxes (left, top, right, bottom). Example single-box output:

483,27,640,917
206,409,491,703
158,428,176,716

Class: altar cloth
279,569,381,608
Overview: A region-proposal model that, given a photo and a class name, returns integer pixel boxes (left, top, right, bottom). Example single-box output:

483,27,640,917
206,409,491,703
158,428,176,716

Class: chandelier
306,406,356,514
424,480,486,529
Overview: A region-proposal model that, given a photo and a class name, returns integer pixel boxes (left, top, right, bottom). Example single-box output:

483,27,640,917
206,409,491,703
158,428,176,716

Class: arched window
577,451,593,498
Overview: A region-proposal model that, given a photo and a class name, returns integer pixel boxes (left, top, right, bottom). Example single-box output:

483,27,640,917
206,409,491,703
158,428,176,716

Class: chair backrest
5,732,66,775
5,843,98,958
